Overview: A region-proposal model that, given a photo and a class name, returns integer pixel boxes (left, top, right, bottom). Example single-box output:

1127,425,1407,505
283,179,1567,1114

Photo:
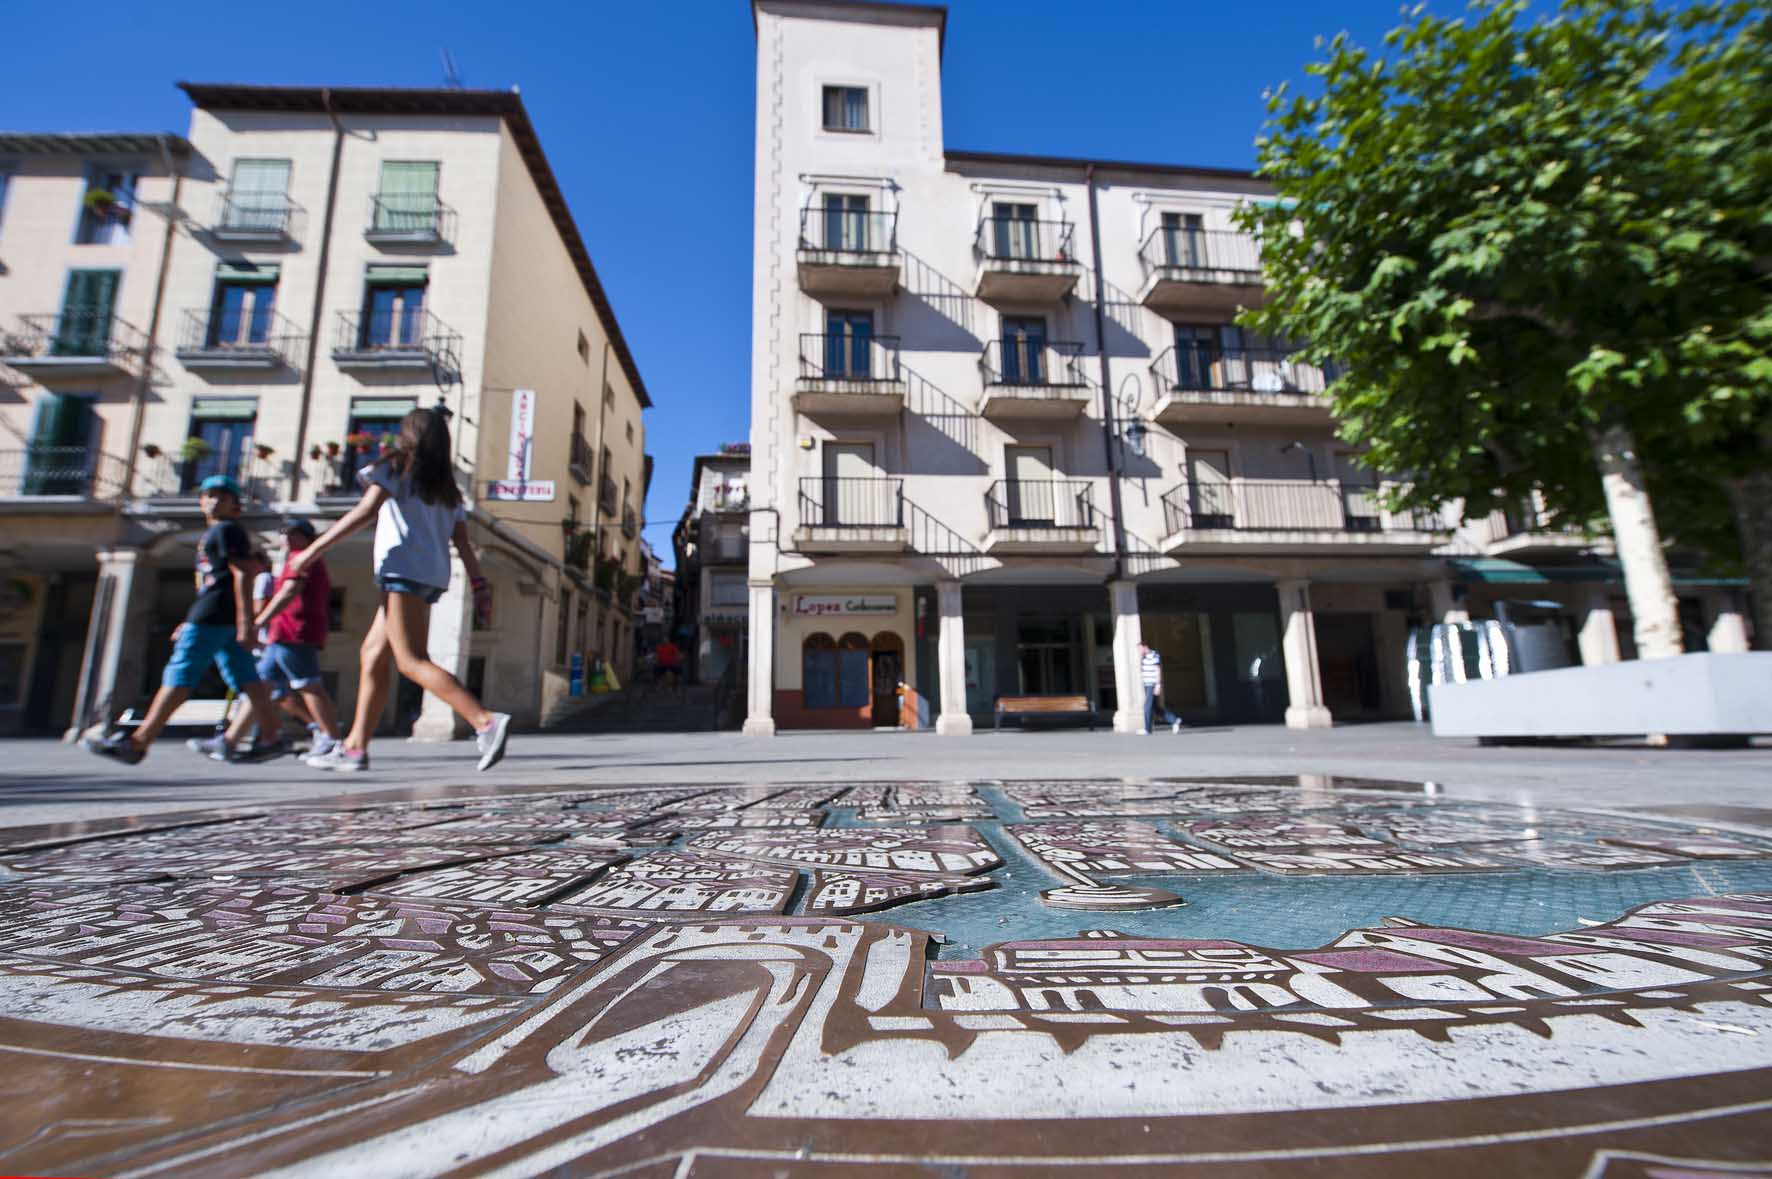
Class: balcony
332,309,461,373
1159,480,1445,555
1137,227,1265,317
598,475,618,516
621,504,638,540
973,216,1080,303
0,447,126,508
979,339,1091,420
1148,345,1332,426
983,479,1101,555
364,193,456,246
0,312,144,378
1474,501,1611,558
210,192,299,243
175,308,303,371
793,476,908,553
797,208,899,297
568,434,594,486
136,451,280,508
794,333,905,416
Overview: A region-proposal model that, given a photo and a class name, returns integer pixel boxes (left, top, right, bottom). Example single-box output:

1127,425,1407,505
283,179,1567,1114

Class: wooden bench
995,694,1096,731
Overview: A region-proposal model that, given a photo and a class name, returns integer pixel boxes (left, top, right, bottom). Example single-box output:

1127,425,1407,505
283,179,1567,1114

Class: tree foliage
1238,0,1772,537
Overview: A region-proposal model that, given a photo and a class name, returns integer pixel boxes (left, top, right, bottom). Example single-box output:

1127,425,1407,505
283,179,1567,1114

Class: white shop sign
506,388,537,481
484,479,556,502
792,594,899,618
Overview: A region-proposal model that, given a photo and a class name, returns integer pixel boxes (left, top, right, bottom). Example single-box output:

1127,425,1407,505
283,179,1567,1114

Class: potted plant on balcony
345,431,377,454
178,437,213,463
141,442,161,460
83,188,120,219
255,443,274,461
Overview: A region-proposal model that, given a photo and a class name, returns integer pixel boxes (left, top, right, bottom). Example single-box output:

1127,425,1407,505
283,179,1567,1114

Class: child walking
85,475,286,764
288,408,509,773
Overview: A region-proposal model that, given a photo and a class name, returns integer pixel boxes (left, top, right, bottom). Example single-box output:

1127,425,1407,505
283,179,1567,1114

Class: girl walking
289,408,510,773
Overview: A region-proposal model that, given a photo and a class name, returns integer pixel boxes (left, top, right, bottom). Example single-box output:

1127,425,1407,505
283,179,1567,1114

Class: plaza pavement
2,721,1767,830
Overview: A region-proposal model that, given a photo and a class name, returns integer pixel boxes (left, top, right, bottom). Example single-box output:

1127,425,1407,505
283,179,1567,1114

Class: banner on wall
791,594,899,618
507,388,536,481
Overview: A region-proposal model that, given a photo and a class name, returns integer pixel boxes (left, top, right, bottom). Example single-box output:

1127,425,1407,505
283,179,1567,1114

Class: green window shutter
192,397,259,421
55,270,120,356
215,262,280,283
352,397,417,418
231,159,290,194
365,265,429,285
375,161,439,230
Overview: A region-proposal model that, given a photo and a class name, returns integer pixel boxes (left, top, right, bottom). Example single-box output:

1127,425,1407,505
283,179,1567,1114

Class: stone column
67,546,152,740
1109,579,1144,734
1577,586,1622,666
1276,578,1332,730
742,580,776,736
1705,591,1751,654
412,554,473,741
1427,579,1469,624
934,580,972,736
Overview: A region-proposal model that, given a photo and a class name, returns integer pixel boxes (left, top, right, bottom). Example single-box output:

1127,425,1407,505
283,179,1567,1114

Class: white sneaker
1137,728,1150,736
308,733,339,760
308,745,367,772
1172,719,1183,734
475,712,511,772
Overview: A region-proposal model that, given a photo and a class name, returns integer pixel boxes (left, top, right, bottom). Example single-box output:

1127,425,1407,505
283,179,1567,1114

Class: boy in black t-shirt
85,476,288,765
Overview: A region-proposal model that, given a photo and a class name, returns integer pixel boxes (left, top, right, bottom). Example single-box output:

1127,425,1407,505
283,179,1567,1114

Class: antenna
440,49,464,89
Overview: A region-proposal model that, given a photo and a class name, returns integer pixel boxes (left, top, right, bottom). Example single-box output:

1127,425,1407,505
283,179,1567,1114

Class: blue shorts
256,642,323,699
377,575,445,604
163,624,260,691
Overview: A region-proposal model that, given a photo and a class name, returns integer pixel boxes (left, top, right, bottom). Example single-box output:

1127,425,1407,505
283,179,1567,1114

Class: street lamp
1117,373,1148,458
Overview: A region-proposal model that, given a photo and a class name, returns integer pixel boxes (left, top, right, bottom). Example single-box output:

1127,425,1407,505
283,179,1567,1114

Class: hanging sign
507,388,536,480
484,479,555,502
792,593,899,617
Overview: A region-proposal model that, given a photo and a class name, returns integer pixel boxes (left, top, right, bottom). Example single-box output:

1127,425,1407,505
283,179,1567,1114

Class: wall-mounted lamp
1116,374,1148,458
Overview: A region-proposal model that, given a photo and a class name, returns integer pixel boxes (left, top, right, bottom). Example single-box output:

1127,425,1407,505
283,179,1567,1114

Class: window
338,397,415,490
373,161,441,233
1161,212,1206,267
208,263,279,349
224,159,291,231
822,193,870,251
54,269,120,357
710,572,747,607
824,309,874,378
576,329,590,363
625,421,634,444
1000,316,1047,384
990,202,1039,260
76,169,138,245
821,86,869,132
360,266,428,348
22,392,97,495
182,399,257,492
603,383,615,408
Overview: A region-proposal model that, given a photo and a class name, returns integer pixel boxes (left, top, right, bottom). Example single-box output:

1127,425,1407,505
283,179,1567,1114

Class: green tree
1239,0,1771,656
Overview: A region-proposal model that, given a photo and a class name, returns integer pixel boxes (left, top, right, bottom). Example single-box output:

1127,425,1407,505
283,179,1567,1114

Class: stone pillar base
742,717,777,737
410,714,464,742
1285,705,1333,730
936,713,973,736
1113,709,1142,734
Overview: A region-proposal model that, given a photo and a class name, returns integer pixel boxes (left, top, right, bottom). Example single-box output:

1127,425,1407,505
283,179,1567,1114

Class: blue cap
198,475,244,499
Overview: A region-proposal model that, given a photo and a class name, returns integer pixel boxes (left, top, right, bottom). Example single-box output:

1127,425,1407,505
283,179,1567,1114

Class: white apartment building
744,0,1752,736
673,447,753,686
0,85,651,738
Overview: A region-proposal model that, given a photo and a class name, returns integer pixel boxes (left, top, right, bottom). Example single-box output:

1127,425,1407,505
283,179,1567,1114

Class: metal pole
288,89,346,502
121,136,186,498
1085,164,1128,579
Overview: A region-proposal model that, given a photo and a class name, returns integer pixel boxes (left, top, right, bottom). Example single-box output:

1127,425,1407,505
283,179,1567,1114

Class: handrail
975,216,1077,263
332,308,461,357
798,333,903,382
984,478,1095,529
798,207,898,254
1159,479,1442,534
980,339,1087,387
0,447,128,499
1149,344,1327,397
366,192,456,242
2,311,145,362
798,476,904,528
214,190,300,236
177,307,304,365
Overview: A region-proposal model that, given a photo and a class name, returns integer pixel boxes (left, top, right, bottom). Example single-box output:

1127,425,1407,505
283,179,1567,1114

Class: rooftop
0,132,190,157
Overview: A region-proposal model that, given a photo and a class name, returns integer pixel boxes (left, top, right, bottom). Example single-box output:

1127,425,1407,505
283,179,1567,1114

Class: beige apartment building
0,85,651,739
743,0,1752,736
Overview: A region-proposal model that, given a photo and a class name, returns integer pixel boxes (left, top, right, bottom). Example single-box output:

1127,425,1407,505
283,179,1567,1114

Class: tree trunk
1590,424,1683,659
1726,449,1772,651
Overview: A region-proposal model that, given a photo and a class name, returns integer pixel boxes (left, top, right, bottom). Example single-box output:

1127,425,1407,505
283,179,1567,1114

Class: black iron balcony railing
332,308,460,361
621,504,639,539
980,339,1087,387
1150,345,1327,397
798,476,904,528
598,475,619,516
975,216,1077,264
214,191,299,237
985,479,1095,530
137,450,278,502
1160,480,1441,534
798,333,902,382
1,311,144,364
1138,226,1262,275
176,308,303,366
799,207,898,254
365,193,456,243
0,447,126,499
568,434,594,485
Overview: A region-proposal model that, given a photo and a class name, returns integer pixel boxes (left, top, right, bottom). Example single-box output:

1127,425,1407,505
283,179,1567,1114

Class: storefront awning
1450,557,1745,588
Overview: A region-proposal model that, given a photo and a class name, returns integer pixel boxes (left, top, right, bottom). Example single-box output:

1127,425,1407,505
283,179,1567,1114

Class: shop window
802,632,871,709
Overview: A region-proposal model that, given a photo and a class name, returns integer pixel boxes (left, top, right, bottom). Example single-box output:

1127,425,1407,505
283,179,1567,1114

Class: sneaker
84,732,145,766
186,734,231,761
475,712,512,772
308,745,368,772
1172,719,1183,734
228,735,291,764
308,733,339,760
1136,728,1150,736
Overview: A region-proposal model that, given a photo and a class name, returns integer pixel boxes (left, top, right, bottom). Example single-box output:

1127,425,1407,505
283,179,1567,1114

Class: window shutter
231,159,290,195
215,262,280,283
192,397,259,421
365,265,429,285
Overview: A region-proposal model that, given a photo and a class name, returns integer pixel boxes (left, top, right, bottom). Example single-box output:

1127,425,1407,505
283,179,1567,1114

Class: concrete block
1429,652,1772,739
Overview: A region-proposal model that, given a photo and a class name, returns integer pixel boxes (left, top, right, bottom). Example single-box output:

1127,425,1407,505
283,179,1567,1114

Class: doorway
821,441,877,526
1187,449,1233,528
871,632,903,727
1005,445,1055,524
1316,612,1383,720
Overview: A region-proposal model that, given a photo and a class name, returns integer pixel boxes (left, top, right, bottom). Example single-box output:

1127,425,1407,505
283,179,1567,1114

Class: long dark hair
384,408,462,508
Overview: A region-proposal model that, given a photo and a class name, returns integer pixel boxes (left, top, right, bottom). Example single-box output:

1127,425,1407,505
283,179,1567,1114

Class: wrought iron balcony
621,505,638,540
176,308,304,370
797,207,900,296
973,216,1080,302
979,339,1090,419
795,476,908,553
0,447,126,502
795,333,905,415
212,191,300,241
599,475,618,516
0,311,144,377
331,309,461,373
1137,226,1265,316
1475,498,1608,557
364,193,456,245
136,450,279,505
983,479,1100,554
1148,344,1332,426
568,434,594,486
1159,479,1443,553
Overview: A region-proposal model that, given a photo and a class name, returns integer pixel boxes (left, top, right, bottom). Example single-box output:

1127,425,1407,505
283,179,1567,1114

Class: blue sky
3,0,1410,559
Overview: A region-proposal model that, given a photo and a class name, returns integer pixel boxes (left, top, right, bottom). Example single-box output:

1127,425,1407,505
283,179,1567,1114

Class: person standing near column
1138,640,1182,735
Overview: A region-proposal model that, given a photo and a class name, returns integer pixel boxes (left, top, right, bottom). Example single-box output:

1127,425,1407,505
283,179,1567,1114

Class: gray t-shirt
367,463,465,590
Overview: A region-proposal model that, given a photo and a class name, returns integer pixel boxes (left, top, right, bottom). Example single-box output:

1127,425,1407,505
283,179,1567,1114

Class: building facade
743,0,1752,736
0,85,651,738
673,448,753,688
